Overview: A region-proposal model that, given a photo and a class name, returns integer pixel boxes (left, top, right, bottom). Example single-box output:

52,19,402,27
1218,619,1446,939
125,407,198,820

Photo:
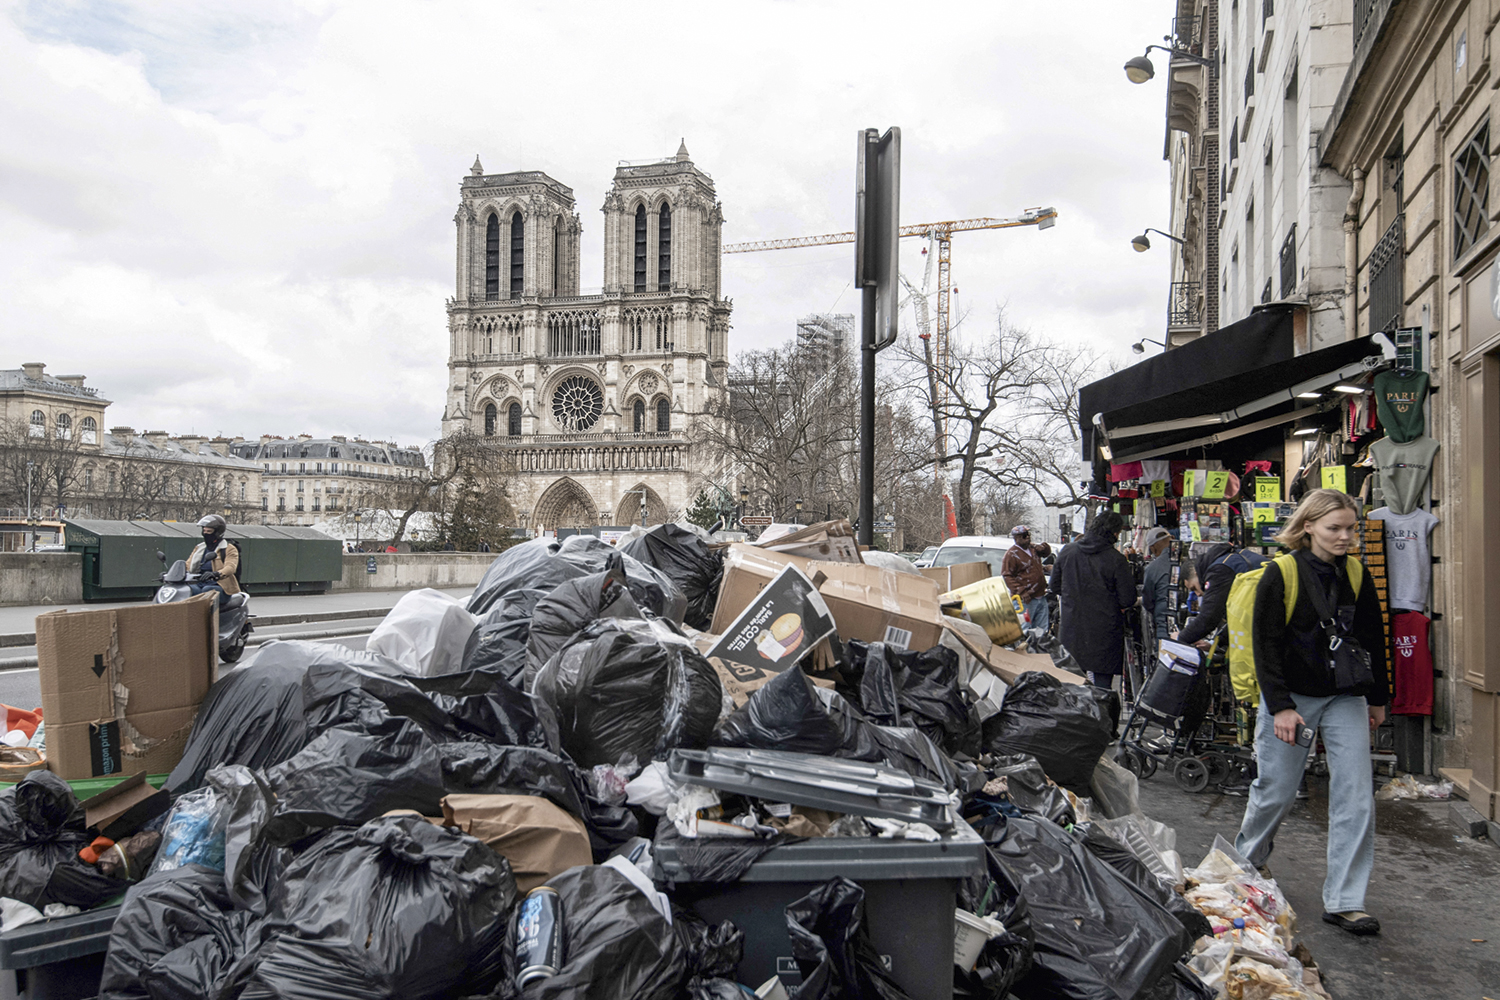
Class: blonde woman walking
1235,488,1389,935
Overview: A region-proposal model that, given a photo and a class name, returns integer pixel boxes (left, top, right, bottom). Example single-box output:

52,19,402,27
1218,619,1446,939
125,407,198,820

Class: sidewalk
1137,774,1500,999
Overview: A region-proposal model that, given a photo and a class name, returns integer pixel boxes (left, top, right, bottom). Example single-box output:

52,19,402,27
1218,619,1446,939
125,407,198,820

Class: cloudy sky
1,0,1177,448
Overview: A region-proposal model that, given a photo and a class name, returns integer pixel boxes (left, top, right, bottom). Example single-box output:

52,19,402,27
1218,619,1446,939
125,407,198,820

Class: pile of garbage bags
0,521,1335,1000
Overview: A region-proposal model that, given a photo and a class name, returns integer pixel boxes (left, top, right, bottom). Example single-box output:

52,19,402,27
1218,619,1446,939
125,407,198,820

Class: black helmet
197,514,227,533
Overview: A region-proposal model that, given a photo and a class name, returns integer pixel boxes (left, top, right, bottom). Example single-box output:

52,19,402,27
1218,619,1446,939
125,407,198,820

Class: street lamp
1130,228,1186,253
1122,43,1213,85
795,497,803,524
24,461,34,552
737,486,749,528
1131,337,1167,355
353,511,362,550
520,509,531,536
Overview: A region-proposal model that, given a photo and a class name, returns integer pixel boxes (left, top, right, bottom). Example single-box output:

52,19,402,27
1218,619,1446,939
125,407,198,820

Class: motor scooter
154,550,254,662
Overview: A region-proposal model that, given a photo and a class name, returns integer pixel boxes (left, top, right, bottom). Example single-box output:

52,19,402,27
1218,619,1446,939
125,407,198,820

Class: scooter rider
187,515,240,606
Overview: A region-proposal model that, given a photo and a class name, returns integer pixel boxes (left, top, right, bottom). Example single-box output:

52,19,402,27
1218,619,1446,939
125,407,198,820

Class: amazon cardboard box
919,561,991,592
35,595,218,780
711,544,945,654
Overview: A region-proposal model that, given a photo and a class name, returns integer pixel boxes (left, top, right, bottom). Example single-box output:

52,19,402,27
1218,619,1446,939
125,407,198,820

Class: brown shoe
1322,910,1380,935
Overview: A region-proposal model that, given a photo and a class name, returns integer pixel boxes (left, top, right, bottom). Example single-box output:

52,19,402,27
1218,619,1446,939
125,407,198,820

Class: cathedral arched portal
534,476,599,532
616,482,668,527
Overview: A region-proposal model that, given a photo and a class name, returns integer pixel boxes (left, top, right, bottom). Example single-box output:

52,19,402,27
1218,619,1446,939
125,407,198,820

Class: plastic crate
657,816,985,1000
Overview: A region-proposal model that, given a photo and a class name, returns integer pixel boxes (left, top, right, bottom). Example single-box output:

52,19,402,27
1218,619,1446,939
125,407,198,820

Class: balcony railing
1167,282,1202,328
1279,224,1298,298
1368,216,1404,332
1171,16,1203,55
1245,57,1255,100
1354,0,1379,52
1264,0,1274,20
492,430,683,446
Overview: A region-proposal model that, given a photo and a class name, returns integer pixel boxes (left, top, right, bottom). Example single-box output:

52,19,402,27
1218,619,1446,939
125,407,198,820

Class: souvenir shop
1079,305,1441,776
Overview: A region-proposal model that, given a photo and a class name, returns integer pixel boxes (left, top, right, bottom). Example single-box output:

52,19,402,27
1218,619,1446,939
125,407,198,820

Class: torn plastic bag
468,534,687,624
248,815,516,1000
955,844,1034,1000
297,640,550,749
166,646,312,796
530,618,722,769
526,558,643,684
1089,755,1140,821
673,905,745,978
847,641,982,758
712,666,958,789
438,742,639,859
98,865,257,1000
150,787,228,876
366,587,478,677
0,771,125,909
460,587,548,688
785,876,914,1000
993,815,1189,1000
1075,824,1212,942
981,672,1114,797
983,754,1076,826
504,862,689,999
619,523,725,631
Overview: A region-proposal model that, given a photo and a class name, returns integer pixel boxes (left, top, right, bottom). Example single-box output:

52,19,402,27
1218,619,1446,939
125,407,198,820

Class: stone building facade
228,435,427,529
441,143,732,532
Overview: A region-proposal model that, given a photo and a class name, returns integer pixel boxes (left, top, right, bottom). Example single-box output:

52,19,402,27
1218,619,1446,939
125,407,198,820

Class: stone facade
228,435,427,530
441,143,732,533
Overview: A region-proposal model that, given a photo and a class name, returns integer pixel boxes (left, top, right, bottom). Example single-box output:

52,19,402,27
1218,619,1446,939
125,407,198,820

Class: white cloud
1,0,1178,446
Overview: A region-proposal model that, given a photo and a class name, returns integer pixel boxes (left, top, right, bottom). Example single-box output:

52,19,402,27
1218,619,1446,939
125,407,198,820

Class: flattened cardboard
938,618,1083,687
712,544,945,654
919,561,991,592
35,595,218,779
752,519,864,564
80,772,171,840
706,564,837,674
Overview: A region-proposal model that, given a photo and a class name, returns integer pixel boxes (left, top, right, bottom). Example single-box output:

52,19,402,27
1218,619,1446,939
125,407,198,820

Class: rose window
551,376,604,431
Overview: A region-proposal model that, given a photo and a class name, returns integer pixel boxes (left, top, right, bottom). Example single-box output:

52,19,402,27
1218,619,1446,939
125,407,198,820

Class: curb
0,622,380,671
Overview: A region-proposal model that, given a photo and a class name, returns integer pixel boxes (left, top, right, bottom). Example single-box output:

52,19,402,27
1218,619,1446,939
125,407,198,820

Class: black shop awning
1080,306,1294,459
1082,316,1391,462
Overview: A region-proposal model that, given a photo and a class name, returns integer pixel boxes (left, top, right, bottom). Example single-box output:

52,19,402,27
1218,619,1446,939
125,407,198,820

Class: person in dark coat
1048,511,1136,687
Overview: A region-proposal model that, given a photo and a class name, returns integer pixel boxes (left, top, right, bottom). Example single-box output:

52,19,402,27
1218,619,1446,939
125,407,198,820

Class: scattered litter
1376,773,1454,800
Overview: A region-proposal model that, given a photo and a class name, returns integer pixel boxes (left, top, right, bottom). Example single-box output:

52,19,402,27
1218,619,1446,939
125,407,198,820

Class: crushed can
515,885,565,987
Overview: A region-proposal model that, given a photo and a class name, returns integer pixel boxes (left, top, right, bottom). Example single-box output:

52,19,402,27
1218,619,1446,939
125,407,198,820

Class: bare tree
0,420,86,515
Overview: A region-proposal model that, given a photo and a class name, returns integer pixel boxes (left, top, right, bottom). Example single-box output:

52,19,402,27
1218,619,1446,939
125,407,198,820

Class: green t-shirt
1372,369,1429,443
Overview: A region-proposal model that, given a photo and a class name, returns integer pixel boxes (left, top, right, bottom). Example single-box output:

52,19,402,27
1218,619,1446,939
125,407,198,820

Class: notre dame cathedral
441,142,733,532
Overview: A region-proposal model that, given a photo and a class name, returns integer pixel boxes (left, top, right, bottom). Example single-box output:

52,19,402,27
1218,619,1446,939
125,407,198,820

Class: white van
930,535,1014,579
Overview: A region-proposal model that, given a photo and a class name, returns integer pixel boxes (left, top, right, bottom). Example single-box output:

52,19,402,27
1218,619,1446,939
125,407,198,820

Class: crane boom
720,208,1058,254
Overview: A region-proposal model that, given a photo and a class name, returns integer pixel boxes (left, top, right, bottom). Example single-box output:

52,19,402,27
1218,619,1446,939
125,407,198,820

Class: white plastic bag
367,588,477,677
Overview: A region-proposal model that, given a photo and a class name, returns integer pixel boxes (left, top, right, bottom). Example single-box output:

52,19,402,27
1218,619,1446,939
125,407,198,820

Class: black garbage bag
981,672,1114,797
167,649,312,796
438,742,638,859
847,641,982,758
1075,824,1212,942
526,559,643,684
461,587,548,688
99,864,257,1000
992,816,1190,1000
672,905,744,979
0,771,123,909
503,863,689,999
714,667,958,789
468,534,687,624
955,843,1034,1000
785,876,913,1000
530,618,722,769
619,523,724,630
986,754,1077,826
248,816,516,1000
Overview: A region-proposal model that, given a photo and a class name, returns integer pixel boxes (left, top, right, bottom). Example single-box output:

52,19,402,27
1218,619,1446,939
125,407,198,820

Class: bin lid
668,748,957,831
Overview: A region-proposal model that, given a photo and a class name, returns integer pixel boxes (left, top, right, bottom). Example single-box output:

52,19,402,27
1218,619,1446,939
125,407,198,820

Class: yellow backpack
1224,553,1365,703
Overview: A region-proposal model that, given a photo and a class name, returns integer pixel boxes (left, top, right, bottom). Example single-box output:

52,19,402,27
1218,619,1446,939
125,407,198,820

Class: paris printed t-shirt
1370,506,1438,611
1390,611,1433,716
1372,369,1429,443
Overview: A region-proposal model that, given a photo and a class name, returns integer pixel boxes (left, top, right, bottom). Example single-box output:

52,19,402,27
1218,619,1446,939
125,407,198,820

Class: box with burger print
706,564,839,682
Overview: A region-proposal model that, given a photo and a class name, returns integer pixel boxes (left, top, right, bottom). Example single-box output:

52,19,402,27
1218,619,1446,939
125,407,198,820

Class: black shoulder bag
1302,559,1374,691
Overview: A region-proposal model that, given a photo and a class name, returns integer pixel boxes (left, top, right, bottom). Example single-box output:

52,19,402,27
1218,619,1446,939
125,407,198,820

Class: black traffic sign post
856,126,900,549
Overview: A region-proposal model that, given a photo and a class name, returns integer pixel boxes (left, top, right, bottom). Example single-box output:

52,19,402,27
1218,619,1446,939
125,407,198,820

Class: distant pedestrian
1048,511,1135,688
478,539,491,553
442,540,456,552
1235,489,1388,936
1000,525,1050,635
1138,526,1175,653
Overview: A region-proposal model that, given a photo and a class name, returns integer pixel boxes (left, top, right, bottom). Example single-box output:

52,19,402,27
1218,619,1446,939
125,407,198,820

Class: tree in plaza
0,419,86,516
683,489,721,531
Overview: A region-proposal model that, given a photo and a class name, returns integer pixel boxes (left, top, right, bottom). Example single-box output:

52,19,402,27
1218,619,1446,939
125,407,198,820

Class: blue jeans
1235,692,1375,913
188,582,230,607
1023,596,1050,635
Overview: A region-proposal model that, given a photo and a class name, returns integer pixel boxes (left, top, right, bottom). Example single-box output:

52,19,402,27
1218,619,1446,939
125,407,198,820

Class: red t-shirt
1390,611,1433,716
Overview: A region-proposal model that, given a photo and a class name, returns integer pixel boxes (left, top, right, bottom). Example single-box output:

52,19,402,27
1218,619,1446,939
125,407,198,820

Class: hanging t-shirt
1390,611,1433,716
1370,435,1439,515
1370,506,1438,611
1140,460,1171,485
1372,370,1430,443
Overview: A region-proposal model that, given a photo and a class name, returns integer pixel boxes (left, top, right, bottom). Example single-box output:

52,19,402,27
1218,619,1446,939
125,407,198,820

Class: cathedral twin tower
442,143,732,532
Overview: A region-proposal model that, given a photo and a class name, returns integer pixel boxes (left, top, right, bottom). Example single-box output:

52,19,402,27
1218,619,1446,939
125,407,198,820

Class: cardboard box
752,520,863,564
919,561,991,592
80,772,171,840
706,564,837,674
937,618,1082,687
712,544,946,654
35,596,218,780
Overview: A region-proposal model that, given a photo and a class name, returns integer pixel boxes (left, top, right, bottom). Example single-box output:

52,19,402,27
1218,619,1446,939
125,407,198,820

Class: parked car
930,535,1013,578
912,545,940,568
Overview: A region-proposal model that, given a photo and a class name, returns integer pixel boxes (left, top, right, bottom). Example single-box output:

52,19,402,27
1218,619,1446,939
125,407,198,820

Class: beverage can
515,885,564,987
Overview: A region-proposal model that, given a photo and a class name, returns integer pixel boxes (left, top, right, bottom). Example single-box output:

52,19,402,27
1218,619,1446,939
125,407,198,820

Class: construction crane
723,208,1058,473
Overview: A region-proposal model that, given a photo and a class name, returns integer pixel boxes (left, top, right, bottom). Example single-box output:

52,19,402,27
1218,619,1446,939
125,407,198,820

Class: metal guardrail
1167,281,1202,328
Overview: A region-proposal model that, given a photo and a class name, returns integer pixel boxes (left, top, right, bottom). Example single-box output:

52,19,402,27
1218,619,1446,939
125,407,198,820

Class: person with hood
1138,526,1176,653
186,514,240,607
1176,541,1267,648
1048,511,1135,687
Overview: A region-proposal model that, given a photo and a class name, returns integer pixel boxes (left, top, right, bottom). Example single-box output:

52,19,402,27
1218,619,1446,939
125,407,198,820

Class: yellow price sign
1320,465,1348,492
1252,505,1276,525
1189,520,1203,541
1205,470,1230,499
1150,479,1166,498
1255,477,1281,502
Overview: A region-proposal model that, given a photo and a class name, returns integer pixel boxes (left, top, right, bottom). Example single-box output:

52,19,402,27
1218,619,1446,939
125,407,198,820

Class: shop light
1099,444,1113,461
1292,423,1320,436
1296,391,1323,399
1332,384,1366,394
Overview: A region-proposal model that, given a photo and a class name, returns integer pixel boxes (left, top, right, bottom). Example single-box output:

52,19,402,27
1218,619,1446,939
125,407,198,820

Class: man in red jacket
1001,525,1050,634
